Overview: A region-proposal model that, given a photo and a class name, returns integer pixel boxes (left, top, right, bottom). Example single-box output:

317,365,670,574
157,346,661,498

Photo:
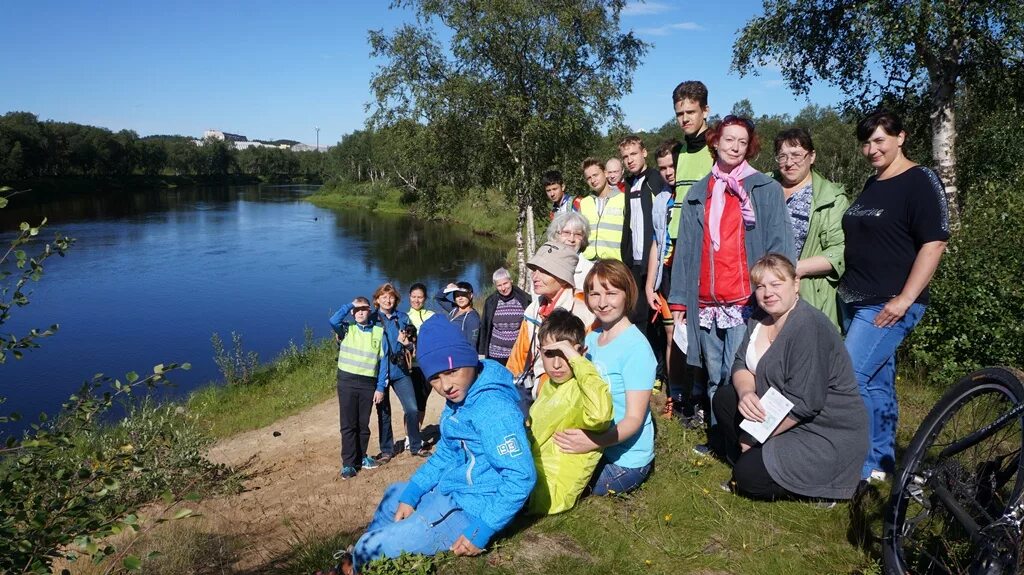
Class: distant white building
203,129,247,142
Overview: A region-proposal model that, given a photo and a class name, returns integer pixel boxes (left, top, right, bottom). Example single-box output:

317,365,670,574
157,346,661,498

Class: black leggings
712,384,796,501
411,367,430,414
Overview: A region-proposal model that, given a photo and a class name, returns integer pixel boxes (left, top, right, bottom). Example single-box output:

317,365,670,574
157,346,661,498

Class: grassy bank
187,337,338,440
309,182,524,241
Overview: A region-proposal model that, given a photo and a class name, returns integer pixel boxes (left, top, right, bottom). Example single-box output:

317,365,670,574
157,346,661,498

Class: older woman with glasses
546,211,594,292
667,115,795,455
772,128,849,330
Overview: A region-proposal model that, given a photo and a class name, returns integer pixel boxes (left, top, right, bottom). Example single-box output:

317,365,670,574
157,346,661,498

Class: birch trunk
930,81,961,229
525,192,536,256
515,193,528,290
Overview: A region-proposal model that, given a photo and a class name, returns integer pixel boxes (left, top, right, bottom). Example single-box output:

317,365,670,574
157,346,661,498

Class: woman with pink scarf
666,115,796,455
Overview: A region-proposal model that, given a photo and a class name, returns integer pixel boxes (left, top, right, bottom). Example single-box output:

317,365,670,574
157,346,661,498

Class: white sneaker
868,469,889,483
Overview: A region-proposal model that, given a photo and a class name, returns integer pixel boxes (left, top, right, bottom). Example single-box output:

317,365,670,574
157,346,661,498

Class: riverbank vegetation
0,111,325,186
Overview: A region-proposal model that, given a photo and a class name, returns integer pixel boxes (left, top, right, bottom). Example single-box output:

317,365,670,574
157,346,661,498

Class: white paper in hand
672,314,687,350
739,387,794,444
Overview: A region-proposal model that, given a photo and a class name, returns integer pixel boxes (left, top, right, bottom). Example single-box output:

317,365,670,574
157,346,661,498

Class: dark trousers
627,264,651,327
411,367,429,414
712,384,795,500
376,387,394,456
668,340,707,416
338,371,376,469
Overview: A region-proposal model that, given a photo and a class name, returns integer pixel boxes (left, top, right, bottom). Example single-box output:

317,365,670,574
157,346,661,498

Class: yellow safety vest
579,192,625,261
337,323,384,377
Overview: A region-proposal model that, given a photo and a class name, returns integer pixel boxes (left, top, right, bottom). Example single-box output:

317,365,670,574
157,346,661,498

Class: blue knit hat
417,315,479,381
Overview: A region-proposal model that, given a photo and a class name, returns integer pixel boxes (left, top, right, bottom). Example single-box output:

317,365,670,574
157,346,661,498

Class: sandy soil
194,391,446,572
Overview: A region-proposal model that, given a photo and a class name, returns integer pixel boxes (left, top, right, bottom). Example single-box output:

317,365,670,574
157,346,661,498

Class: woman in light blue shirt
554,259,656,495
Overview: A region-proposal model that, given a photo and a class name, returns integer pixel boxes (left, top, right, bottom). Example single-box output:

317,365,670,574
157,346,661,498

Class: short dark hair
856,109,904,142
672,80,709,107
654,139,681,161
541,170,564,187
537,308,586,347
581,157,605,171
617,135,646,150
409,282,427,295
773,127,815,155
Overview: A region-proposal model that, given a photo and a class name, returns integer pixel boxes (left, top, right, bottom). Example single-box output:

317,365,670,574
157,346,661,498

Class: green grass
281,376,946,575
309,182,541,243
309,182,409,215
186,339,337,440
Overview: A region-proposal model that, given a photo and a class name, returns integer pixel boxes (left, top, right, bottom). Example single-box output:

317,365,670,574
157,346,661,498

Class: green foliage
210,331,261,386
364,551,449,574
903,177,1024,383
0,364,206,573
188,337,337,439
0,112,326,182
732,1,1023,109
368,0,647,219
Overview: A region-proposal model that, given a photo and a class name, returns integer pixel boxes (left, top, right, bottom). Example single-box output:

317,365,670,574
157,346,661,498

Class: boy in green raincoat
526,309,614,515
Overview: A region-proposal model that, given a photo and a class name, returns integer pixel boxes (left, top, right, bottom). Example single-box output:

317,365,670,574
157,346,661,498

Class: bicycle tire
884,366,1024,575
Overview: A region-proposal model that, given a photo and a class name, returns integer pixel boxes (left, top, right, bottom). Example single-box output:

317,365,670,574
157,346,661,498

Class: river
0,184,507,433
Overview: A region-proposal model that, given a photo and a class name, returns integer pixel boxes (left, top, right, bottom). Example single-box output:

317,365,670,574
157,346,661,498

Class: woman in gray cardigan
712,254,868,501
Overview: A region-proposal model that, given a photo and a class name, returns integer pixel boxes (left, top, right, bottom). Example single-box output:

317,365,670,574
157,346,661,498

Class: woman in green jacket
772,128,848,330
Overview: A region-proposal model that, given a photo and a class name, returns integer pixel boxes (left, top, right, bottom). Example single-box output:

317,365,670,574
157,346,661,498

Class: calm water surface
0,185,506,432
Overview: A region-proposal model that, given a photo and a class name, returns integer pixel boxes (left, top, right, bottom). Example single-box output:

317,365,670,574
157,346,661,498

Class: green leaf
122,555,143,570
154,363,165,374
173,508,194,520
0,196,7,208
126,371,139,383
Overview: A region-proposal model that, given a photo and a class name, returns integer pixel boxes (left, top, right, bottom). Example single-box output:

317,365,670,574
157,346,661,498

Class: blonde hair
749,253,797,285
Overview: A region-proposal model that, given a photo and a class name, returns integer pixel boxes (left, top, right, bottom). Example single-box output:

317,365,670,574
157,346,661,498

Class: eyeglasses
558,229,585,240
721,114,755,132
775,152,810,164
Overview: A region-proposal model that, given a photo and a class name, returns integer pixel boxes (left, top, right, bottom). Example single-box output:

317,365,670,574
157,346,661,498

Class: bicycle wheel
884,367,1024,575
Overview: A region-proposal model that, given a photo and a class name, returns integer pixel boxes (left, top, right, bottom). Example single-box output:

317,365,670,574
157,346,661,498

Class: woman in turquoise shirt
554,259,656,495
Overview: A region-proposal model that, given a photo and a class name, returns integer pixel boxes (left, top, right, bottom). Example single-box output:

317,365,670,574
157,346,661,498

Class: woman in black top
840,110,950,482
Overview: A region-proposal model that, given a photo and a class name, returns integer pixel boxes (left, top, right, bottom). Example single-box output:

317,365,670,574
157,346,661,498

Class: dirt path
194,391,446,571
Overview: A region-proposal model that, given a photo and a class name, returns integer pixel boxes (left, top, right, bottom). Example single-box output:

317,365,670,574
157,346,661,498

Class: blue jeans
590,460,653,496
353,482,472,572
697,323,747,426
377,375,423,455
843,302,926,477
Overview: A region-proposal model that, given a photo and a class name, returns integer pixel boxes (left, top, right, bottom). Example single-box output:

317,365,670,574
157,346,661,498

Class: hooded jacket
526,356,613,515
399,359,537,549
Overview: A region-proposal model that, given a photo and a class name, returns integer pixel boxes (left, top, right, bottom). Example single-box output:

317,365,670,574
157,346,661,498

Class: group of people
324,79,950,572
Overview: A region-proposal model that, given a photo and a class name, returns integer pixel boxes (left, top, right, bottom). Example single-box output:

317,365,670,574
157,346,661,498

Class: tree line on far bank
0,111,325,181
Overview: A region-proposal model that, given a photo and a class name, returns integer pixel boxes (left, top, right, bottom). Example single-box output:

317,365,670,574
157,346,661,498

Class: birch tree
733,0,1024,227
368,0,646,285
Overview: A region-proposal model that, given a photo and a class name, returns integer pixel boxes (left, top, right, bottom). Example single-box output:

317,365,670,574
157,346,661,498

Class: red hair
706,115,761,160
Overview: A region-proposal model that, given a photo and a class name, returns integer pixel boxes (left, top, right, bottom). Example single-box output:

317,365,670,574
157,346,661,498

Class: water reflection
0,184,507,434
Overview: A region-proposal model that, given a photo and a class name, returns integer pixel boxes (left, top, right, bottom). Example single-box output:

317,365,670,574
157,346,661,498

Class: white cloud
635,21,702,36
622,1,673,16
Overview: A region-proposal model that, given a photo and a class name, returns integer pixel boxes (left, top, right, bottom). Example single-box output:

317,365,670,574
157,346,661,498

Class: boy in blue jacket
350,315,536,571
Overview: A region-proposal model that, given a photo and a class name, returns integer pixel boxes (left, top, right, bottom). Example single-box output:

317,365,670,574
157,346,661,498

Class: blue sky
1,0,843,145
